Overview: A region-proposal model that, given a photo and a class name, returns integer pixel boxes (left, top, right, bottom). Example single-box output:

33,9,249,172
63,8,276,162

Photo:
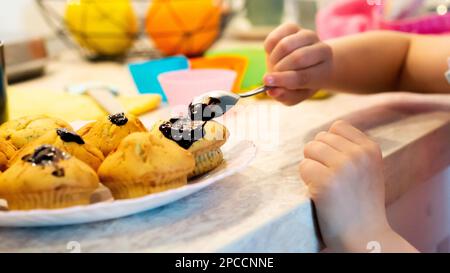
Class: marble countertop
1,50,449,253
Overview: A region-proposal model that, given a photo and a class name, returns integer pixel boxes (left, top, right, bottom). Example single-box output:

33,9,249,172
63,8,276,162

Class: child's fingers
274,42,331,72
304,140,346,168
264,63,329,90
266,87,284,98
264,23,301,54
314,131,359,153
299,158,331,186
269,29,319,66
328,120,370,145
267,88,316,106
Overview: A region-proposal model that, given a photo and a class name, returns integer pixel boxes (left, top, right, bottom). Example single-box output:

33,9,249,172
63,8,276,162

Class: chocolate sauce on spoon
188,97,222,122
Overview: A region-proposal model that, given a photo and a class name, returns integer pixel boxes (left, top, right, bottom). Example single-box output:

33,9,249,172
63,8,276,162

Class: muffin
10,128,104,171
151,118,228,178
98,132,195,199
0,138,16,171
77,112,147,157
0,145,99,210
0,115,72,150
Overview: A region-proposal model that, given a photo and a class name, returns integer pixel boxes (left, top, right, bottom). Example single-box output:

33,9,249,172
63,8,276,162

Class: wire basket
36,0,233,61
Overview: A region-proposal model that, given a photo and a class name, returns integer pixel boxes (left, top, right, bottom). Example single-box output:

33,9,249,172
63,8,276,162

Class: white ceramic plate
0,141,256,227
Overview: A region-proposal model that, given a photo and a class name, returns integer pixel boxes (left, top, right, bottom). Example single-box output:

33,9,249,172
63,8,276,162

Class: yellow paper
7,89,161,122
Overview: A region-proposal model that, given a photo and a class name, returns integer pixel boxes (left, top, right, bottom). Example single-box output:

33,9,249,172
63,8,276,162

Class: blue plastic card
128,56,189,102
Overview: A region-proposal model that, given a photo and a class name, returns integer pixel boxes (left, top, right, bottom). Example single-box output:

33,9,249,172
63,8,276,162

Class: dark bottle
0,42,8,124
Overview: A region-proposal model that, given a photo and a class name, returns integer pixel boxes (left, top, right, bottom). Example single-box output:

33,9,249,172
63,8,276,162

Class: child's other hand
264,23,333,106
299,120,391,252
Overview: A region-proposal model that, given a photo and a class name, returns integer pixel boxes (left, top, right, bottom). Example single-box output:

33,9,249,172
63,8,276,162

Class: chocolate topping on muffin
56,128,85,144
22,145,70,177
108,112,128,126
22,145,69,166
159,118,206,149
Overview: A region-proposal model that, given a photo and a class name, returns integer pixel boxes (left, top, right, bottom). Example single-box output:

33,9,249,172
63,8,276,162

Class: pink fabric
381,13,450,34
316,0,382,40
316,0,450,39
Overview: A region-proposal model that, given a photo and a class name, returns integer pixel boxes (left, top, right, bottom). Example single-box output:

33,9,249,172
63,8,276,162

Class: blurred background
0,0,334,59
0,0,330,38
1,0,448,59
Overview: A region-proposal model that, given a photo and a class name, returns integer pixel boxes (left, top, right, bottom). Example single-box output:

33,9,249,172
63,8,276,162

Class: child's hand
264,23,333,106
299,120,391,252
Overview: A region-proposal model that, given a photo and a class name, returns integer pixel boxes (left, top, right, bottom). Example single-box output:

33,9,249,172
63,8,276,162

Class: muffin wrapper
105,176,187,200
189,148,223,178
1,189,94,210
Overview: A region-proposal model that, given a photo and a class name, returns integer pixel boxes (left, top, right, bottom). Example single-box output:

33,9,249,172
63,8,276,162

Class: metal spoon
190,86,271,119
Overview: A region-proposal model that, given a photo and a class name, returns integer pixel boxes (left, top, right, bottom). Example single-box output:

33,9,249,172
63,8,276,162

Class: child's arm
327,31,450,94
264,24,450,105
300,120,419,253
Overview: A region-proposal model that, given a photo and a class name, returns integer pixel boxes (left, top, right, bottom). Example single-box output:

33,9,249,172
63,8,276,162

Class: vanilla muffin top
98,132,195,184
0,145,99,195
0,138,16,171
77,112,147,157
10,128,104,170
0,115,72,150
